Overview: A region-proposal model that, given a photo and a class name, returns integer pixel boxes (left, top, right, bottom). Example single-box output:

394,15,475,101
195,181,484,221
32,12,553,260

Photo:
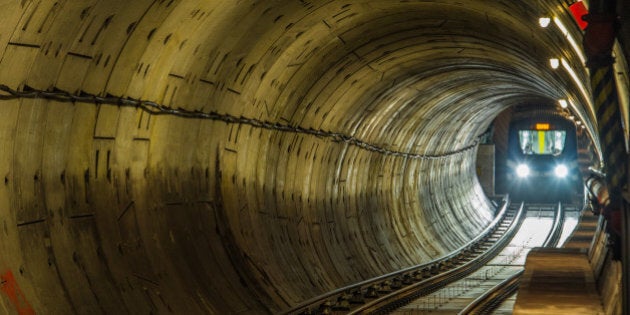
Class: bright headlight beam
555,164,568,178
516,164,530,178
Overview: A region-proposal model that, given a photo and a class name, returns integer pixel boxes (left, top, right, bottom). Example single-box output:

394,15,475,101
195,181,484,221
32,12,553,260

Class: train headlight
554,164,568,178
516,164,530,178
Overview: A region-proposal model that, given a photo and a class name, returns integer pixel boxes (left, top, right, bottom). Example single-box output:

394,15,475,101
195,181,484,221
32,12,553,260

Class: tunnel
0,0,625,314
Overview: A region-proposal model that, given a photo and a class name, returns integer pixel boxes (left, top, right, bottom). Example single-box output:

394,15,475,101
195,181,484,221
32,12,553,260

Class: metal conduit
0,84,480,160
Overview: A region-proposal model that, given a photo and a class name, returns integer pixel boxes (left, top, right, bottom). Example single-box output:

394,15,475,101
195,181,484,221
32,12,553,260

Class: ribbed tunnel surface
0,1,594,314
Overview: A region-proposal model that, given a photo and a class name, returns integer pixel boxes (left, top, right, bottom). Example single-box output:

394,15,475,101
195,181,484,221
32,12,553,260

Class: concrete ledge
513,248,604,315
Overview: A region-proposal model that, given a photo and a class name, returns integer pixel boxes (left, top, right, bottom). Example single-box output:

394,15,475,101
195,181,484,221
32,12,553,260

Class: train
505,111,582,203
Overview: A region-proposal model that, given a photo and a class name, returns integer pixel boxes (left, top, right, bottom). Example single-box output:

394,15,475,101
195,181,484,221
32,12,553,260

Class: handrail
281,196,512,315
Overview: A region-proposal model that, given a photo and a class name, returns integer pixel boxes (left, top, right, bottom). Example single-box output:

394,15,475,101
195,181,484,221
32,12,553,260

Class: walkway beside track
513,248,604,314
513,208,605,314
392,204,579,314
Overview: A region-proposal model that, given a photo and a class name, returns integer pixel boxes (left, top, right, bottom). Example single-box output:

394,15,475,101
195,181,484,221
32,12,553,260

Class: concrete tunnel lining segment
0,0,596,313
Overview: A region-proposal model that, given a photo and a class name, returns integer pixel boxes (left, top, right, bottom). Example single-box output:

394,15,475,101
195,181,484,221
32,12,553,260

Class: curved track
456,203,567,315
389,202,574,315
284,201,540,314
285,199,526,314
282,201,579,315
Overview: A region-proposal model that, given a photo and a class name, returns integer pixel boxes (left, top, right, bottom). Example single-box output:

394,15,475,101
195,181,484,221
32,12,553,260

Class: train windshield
518,130,566,155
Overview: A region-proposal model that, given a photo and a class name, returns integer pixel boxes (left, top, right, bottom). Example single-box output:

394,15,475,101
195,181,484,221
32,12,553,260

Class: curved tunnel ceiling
0,0,597,313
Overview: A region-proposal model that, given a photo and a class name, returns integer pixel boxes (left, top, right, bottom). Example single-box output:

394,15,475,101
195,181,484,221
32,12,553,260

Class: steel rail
458,202,566,315
281,197,514,315
349,201,526,314
457,269,524,315
542,202,565,248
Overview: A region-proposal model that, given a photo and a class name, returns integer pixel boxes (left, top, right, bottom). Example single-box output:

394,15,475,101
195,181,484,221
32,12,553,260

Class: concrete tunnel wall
0,1,592,314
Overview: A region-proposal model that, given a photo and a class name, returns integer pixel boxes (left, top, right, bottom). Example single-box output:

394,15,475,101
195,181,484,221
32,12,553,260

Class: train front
507,119,581,203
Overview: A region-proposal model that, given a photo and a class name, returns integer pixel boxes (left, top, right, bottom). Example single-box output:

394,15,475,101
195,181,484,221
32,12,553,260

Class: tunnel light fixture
576,120,582,125
539,17,551,28
549,58,560,69
558,99,568,108
569,115,575,120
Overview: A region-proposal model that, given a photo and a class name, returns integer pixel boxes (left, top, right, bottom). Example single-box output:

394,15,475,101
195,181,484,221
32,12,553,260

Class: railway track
284,201,578,315
454,203,567,315
283,197,525,315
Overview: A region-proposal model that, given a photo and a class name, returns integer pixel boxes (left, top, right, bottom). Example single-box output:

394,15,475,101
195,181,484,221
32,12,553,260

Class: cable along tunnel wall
0,0,589,314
